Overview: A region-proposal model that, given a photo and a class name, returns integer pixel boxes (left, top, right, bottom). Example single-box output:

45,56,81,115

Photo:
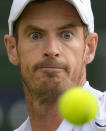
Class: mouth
32,59,68,73
40,66,64,71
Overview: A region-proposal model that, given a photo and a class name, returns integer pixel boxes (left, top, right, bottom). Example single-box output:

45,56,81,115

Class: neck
24,88,62,131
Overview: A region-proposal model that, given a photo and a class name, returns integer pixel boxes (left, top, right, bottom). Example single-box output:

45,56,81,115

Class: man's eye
30,32,41,40
62,32,72,40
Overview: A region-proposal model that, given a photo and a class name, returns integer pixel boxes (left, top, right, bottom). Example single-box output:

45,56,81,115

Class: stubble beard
21,58,85,109
22,71,71,106
21,62,85,120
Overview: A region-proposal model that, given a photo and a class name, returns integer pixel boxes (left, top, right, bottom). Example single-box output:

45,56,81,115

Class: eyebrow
23,23,76,34
23,25,44,34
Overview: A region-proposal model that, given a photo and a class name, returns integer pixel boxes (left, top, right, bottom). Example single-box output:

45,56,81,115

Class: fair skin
4,0,98,131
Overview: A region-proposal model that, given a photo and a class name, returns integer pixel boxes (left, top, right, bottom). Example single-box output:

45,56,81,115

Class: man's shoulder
84,81,106,128
83,81,104,99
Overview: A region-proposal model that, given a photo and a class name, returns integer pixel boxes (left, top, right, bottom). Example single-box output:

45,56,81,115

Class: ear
84,33,98,64
4,34,20,66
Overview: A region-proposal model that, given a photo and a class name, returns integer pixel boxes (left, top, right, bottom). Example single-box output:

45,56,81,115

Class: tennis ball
58,87,98,125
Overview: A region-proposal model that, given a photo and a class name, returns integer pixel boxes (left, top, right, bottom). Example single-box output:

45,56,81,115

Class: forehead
16,0,83,33
20,0,82,23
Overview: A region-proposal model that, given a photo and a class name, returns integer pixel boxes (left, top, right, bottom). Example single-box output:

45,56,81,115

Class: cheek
63,45,85,67
17,42,42,66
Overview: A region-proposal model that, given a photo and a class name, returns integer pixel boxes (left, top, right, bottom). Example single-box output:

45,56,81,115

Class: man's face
5,0,97,104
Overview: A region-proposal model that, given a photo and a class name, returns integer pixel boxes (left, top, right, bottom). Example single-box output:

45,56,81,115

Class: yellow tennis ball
58,87,98,125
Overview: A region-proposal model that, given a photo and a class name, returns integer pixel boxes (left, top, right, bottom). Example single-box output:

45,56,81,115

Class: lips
32,59,68,73
41,66,63,68
39,66,64,71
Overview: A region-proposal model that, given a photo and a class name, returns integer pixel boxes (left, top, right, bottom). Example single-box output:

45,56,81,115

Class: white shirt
14,81,106,131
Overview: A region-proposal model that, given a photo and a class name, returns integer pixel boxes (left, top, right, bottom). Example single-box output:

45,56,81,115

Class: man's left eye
61,32,72,40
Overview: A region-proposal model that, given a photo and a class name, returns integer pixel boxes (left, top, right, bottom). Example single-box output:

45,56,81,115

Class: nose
43,37,61,57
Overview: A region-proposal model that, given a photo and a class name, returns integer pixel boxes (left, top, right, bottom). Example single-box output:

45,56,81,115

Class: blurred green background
0,0,106,130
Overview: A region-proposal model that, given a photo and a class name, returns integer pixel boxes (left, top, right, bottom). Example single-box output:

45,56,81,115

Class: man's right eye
30,32,42,40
